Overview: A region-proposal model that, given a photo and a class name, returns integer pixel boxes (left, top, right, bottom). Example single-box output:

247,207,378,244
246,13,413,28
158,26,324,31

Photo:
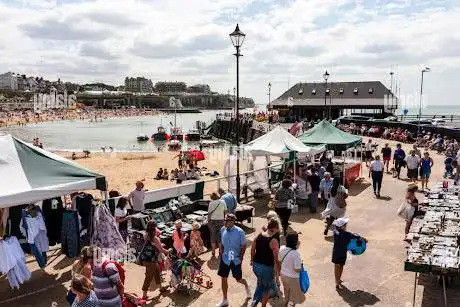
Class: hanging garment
5,205,28,248
0,236,32,289
75,194,94,231
0,208,5,237
62,211,80,258
42,198,64,246
20,211,49,268
91,205,125,251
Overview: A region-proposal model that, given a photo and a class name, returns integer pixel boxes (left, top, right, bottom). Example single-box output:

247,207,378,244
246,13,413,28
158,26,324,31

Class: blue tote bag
299,263,310,294
347,237,367,256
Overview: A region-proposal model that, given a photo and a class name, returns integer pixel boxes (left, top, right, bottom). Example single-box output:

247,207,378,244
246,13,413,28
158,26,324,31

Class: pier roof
272,81,394,107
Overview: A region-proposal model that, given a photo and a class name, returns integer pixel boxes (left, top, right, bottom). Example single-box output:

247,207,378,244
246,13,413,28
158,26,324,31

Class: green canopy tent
0,134,106,208
298,120,362,150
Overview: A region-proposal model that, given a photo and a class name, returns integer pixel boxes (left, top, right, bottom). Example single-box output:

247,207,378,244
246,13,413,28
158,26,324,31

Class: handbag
136,241,158,265
299,263,310,294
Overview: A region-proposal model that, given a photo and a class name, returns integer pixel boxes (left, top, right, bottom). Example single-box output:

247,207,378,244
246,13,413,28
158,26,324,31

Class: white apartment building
0,72,19,90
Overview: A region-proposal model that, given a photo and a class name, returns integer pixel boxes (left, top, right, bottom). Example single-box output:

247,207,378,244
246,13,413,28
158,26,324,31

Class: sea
398,105,460,116
0,110,221,152
1,106,459,151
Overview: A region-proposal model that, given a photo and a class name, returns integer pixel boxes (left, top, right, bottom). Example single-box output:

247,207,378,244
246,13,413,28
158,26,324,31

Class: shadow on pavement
417,274,460,307
348,181,371,197
336,285,380,306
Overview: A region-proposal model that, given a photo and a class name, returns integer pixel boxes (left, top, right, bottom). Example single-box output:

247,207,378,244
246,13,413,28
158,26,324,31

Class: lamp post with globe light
323,70,330,120
229,24,246,201
418,67,431,135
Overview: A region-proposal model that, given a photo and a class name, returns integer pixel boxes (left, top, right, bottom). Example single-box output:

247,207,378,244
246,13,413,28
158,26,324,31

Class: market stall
0,134,106,207
245,125,326,202
404,180,460,307
298,120,362,186
0,134,109,290
298,120,362,150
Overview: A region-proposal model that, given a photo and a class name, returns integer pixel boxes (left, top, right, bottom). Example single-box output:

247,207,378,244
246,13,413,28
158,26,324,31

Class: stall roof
0,134,106,208
298,120,362,148
246,125,325,156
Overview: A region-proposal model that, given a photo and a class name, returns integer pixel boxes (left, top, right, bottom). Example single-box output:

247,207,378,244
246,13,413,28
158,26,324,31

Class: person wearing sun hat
332,217,368,289
404,183,419,239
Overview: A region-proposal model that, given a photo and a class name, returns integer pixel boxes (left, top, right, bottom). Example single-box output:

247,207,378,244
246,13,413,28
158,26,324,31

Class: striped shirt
71,290,99,307
92,263,122,307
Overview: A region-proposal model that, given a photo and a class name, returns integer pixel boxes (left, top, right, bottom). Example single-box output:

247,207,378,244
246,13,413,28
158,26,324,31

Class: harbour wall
210,119,263,144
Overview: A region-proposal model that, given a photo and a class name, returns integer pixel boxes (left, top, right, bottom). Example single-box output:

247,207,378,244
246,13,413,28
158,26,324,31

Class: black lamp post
268,82,272,109
418,67,430,135
230,24,245,202
323,70,330,120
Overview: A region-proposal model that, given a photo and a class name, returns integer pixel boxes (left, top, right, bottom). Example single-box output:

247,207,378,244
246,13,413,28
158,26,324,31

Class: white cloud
0,0,459,106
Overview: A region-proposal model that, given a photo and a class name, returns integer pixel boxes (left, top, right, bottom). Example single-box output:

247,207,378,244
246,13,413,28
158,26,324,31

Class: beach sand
57,148,244,196
2,137,459,307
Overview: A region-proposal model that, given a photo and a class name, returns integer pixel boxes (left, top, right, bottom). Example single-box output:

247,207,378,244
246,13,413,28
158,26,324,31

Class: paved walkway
1,138,459,307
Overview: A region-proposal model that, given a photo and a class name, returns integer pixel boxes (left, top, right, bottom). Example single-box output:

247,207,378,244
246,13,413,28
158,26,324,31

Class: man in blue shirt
219,188,238,214
319,172,333,204
216,214,251,307
393,143,406,179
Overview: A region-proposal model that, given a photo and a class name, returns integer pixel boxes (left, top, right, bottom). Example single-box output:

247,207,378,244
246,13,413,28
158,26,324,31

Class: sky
0,0,459,108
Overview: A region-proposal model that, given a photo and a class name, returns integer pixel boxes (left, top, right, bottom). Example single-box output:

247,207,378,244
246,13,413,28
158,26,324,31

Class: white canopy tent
243,126,326,196
245,126,326,157
0,134,106,208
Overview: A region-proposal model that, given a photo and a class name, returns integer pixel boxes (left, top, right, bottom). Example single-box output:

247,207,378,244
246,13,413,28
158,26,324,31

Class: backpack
102,260,126,285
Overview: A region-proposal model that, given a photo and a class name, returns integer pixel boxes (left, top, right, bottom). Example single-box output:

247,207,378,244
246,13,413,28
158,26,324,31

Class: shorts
218,260,242,280
383,157,391,162
208,220,224,245
420,168,431,179
332,256,347,265
407,168,418,179
281,276,306,305
365,151,373,159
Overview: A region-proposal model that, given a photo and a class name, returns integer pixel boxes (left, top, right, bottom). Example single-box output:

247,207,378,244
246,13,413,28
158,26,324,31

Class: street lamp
390,71,394,109
230,24,245,202
418,67,431,135
267,82,272,110
323,70,330,119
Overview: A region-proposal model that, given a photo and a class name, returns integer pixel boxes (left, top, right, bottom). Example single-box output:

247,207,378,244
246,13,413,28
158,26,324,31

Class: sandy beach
1,136,459,307
57,149,235,196
0,109,162,127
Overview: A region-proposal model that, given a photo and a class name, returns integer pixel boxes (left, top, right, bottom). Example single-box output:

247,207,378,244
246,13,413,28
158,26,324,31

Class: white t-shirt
208,200,227,220
365,142,372,151
115,207,127,226
128,189,145,211
279,246,302,278
405,155,420,170
370,160,384,172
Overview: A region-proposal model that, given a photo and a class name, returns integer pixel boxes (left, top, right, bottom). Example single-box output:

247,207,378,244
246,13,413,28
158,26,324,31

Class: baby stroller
168,251,213,294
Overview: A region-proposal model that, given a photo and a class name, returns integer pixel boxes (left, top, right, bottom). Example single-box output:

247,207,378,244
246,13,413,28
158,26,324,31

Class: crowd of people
338,123,460,157
0,108,161,127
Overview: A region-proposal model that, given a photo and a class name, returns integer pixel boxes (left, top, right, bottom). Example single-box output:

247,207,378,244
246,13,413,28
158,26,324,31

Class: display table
128,199,255,253
404,181,460,307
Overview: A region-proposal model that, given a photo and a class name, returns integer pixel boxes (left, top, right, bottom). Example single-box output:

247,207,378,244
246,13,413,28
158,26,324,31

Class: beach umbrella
188,150,205,161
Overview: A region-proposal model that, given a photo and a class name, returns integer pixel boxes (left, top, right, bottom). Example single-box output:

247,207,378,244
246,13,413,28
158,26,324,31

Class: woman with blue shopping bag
279,232,306,307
